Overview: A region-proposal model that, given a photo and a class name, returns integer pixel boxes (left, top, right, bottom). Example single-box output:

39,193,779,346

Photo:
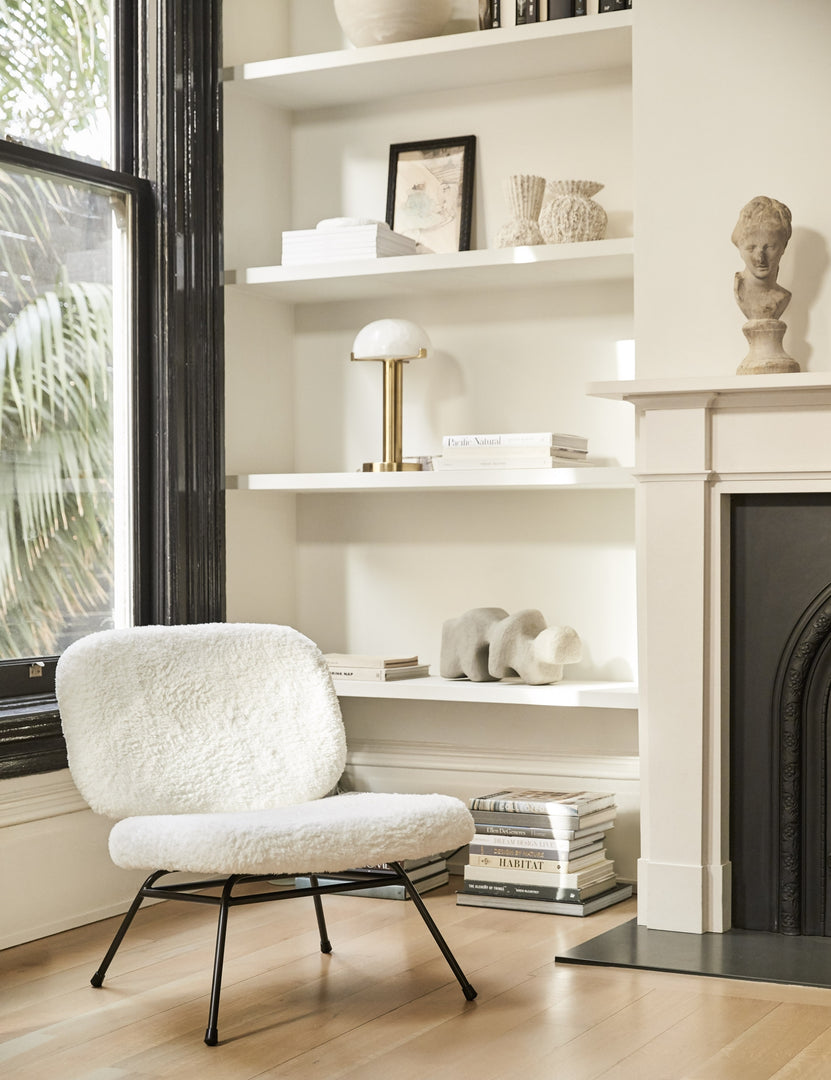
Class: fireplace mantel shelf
589,372,831,404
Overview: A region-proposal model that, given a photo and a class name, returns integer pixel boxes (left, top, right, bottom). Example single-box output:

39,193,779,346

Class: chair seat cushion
108,791,474,875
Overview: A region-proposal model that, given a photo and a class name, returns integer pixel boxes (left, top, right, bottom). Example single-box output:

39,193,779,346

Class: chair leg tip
204,1027,219,1046
90,972,104,988
463,985,478,1001
321,940,332,954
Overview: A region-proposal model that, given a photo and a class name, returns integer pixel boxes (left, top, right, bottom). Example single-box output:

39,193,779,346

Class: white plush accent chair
56,622,477,1045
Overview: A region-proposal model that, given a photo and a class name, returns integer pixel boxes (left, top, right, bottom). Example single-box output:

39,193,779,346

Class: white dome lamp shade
350,319,431,473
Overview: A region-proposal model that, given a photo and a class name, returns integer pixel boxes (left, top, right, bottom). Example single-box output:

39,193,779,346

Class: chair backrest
56,623,347,819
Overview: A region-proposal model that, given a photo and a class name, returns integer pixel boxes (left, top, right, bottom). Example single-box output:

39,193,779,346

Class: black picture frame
385,135,476,253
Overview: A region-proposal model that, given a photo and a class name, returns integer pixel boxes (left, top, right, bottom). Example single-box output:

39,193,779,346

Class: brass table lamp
350,318,431,472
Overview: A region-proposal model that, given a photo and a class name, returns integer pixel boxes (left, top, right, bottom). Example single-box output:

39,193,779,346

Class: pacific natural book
442,432,587,450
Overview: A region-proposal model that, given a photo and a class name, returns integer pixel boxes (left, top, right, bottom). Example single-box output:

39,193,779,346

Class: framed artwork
385,135,476,253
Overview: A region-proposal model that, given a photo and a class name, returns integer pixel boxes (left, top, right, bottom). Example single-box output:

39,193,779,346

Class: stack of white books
435,432,589,470
456,788,633,916
324,652,430,682
281,220,418,265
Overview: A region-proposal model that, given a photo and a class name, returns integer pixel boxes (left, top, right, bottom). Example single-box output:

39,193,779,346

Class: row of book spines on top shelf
479,0,630,28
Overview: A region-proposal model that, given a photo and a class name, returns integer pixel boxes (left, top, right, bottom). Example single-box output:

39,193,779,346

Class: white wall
633,0,831,379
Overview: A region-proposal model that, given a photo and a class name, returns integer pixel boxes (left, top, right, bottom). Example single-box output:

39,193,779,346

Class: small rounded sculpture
333,0,452,47
732,195,799,374
495,174,546,248
440,607,582,686
540,180,608,244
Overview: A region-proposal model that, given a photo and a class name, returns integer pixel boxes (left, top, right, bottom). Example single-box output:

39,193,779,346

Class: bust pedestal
737,318,799,375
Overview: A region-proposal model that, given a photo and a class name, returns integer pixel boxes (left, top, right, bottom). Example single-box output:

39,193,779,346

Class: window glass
0,0,113,166
0,163,133,660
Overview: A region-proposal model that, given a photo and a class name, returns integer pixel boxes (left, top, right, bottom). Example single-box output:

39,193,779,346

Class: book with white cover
442,432,588,451
324,652,419,669
282,220,418,265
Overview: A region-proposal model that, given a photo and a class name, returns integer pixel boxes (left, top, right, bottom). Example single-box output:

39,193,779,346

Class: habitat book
468,848,607,874
472,808,617,837
456,882,633,916
463,858,615,890
459,873,617,903
470,789,616,816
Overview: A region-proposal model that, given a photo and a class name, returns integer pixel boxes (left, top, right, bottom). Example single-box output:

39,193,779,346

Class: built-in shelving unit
333,676,637,710
226,466,634,493
223,13,632,111
223,9,638,738
224,238,633,303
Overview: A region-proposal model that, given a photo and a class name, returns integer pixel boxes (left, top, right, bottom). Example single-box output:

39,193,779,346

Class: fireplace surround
591,373,831,935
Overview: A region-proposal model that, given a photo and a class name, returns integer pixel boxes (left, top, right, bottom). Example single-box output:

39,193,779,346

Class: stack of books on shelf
434,432,588,471
296,853,449,901
281,220,418,266
324,653,430,682
456,788,633,916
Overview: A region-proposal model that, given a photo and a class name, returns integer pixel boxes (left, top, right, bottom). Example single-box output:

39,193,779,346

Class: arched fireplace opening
731,494,831,935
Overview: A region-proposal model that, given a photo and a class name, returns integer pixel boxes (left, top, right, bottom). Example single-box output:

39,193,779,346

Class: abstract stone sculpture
732,195,799,374
440,607,582,685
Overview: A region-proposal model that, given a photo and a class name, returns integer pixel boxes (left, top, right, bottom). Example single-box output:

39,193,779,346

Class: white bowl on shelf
333,0,452,47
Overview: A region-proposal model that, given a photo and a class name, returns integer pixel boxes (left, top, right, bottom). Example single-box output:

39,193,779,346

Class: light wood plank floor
3,881,831,1079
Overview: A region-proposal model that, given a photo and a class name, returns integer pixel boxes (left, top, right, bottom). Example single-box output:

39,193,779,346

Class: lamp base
361,461,423,472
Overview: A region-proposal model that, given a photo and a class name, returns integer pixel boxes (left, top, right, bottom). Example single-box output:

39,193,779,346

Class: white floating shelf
226,467,634,493
224,239,634,303
333,676,638,710
222,13,632,112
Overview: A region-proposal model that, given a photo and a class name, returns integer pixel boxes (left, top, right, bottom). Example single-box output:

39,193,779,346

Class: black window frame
0,0,225,780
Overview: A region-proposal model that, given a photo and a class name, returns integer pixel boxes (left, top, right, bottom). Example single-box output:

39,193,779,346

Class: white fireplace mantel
590,373,831,933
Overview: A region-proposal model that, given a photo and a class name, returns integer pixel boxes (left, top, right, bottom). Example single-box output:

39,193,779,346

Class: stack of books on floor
324,653,430,681
434,432,589,470
296,853,449,900
281,221,418,265
457,788,633,916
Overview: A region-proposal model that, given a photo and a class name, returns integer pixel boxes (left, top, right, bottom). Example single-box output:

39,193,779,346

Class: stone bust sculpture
732,195,792,321
731,195,799,374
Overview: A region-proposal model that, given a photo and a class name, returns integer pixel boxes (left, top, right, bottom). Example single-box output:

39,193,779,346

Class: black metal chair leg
204,875,239,1047
390,862,477,1002
90,870,167,988
308,874,332,953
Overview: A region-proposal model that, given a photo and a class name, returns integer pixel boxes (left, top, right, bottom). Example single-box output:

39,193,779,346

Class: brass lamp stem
351,348,426,472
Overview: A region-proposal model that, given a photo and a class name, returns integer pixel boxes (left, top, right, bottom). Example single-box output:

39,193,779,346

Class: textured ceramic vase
333,0,452,47
540,180,608,244
495,174,546,248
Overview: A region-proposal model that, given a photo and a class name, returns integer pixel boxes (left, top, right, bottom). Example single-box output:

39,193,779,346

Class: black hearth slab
556,918,831,989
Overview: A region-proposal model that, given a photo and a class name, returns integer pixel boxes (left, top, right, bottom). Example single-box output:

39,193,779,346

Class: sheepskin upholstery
56,623,474,875
109,791,474,875
56,623,346,818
